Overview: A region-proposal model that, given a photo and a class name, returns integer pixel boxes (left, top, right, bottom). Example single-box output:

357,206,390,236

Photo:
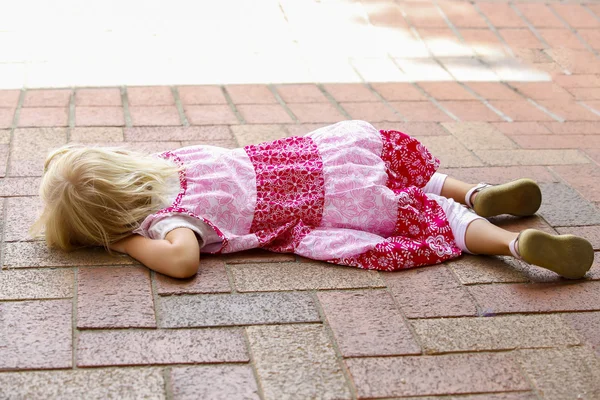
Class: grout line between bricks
68,89,76,132
221,86,246,124
582,4,600,23
459,82,513,122
267,84,298,123
547,3,600,58
579,101,600,118
242,327,267,400
509,3,551,49
171,87,189,127
316,83,352,120
121,86,133,127
471,2,516,58
163,367,174,400
223,264,239,294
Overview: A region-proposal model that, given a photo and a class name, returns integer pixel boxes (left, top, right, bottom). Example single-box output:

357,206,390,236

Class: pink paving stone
275,84,327,103
466,82,521,101
460,29,510,57
340,102,403,122
323,83,379,102
389,101,453,122
562,312,600,355
492,121,551,135
177,85,227,105
513,134,600,149
418,82,475,100
488,100,554,121
537,100,600,121
437,0,487,28
129,106,181,126
155,257,230,295
286,103,345,123
125,125,232,141
363,2,408,29
236,104,294,124
75,106,125,126
222,248,295,264
546,48,600,74
579,29,600,50
384,265,477,318
0,300,72,370
557,226,600,250
400,1,447,27
551,164,600,202
0,108,13,129
417,28,471,57
23,89,71,107
0,90,20,107
0,144,8,176
77,266,156,329
550,4,600,29
538,29,587,50
477,3,526,28
515,3,564,28
18,107,68,127
317,289,421,357
75,88,122,106
468,281,600,314
284,123,328,137
0,177,41,197
170,365,260,400
555,74,600,88
438,101,503,122
184,105,238,125
499,29,544,50
543,121,600,135
346,353,529,398
70,127,124,142
568,88,600,100
377,121,449,136
225,84,277,104
510,82,574,101
127,86,174,106
585,148,600,164
370,83,425,101
77,328,248,366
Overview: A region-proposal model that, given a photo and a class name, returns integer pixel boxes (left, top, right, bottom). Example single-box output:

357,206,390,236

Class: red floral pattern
244,136,325,252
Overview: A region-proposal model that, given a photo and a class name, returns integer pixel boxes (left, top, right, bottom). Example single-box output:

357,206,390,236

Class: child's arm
110,228,200,279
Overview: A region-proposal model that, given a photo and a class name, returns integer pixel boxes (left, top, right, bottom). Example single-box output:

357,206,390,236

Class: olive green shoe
512,229,594,280
466,179,542,218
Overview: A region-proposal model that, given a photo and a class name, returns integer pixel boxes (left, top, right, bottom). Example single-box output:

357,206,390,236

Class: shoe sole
519,229,594,279
474,178,542,218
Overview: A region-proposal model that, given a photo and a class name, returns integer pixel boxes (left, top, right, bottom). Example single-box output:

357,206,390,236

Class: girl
31,120,594,280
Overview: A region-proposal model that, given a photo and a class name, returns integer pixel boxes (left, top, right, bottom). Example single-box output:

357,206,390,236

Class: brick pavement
1,0,600,399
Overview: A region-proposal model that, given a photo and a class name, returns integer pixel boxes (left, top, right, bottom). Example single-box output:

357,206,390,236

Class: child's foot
510,229,594,279
466,179,542,218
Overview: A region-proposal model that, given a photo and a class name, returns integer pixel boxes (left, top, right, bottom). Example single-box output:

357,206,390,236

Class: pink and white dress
135,120,462,271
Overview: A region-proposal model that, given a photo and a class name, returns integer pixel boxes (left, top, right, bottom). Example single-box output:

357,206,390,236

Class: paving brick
318,289,420,357
158,292,320,328
413,314,579,354
6,196,42,242
585,148,600,164
75,106,125,126
393,57,453,81
106,141,180,154
543,121,600,135
0,108,13,128
447,255,529,285
370,82,425,102
129,105,181,126
222,248,296,264
226,84,276,104
492,122,551,136
275,84,326,103
469,281,600,313
237,104,294,124
10,127,67,176
177,85,227,105
394,394,538,400
231,261,383,292
499,29,544,50
537,100,600,121
552,164,600,202
417,135,484,167
568,87,600,100
124,125,232,142
538,182,600,226
77,328,248,366
510,82,573,101
0,300,72,370
18,107,68,127
322,83,379,102
362,1,407,29
247,324,351,400
400,1,446,27
438,57,500,82
466,82,522,101
389,101,453,122
171,365,260,400
562,312,600,356
477,3,525,28
284,123,328,137
557,226,600,250
513,134,600,149
418,82,475,100
440,166,556,186
0,369,165,399
437,0,487,28
155,257,230,295
23,89,71,107
127,86,174,106
490,100,555,122
184,105,238,125
473,149,588,166
516,347,600,400
555,74,600,88
546,48,600,75
418,28,473,58
460,29,510,57
230,124,287,146
346,353,529,398
0,90,20,107
0,177,41,196
0,268,73,300
442,122,516,150
0,144,8,176
70,127,124,142
384,265,477,318
540,28,587,50
516,3,564,28
550,4,600,29
340,101,403,122
286,102,345,123
75,88,122,106
77,266,155,329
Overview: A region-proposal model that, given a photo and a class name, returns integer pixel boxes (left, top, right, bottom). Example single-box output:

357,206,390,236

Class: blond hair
30,144,179,251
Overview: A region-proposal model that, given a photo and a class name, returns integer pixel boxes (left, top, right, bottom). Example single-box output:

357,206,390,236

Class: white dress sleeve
147,215,220,248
